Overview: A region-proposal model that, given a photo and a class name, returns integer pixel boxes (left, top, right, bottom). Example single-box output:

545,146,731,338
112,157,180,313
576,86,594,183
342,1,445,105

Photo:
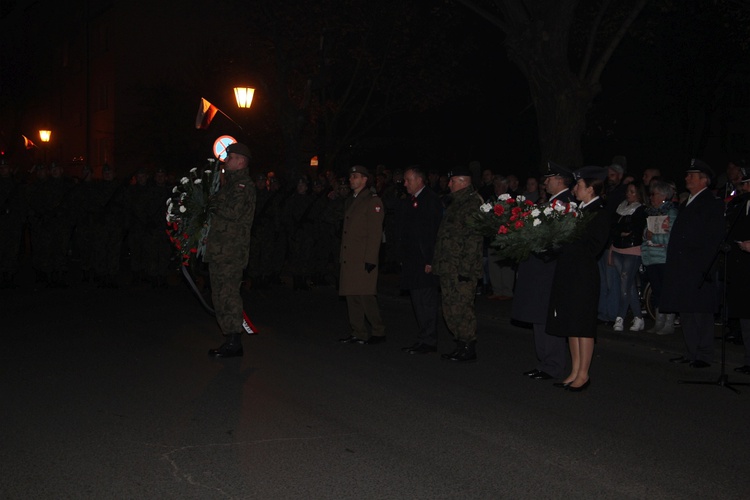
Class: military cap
350,165,370,176
574,166,608,181
226,142,251,159
543,160,573,178
608,155,627,174
686,158,714,181
447,167,472,178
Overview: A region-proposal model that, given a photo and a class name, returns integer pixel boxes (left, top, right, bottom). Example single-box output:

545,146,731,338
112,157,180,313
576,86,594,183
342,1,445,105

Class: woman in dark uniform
547,166,611,391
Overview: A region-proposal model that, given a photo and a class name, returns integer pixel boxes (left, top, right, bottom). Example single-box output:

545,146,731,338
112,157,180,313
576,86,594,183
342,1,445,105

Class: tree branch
587,0,648,84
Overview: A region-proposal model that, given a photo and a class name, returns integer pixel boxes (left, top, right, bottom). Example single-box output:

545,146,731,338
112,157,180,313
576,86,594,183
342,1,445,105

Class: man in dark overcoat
512,161,574,380
661,159,725,368
398,166,443,354
338,165,386,344
205,143,256,358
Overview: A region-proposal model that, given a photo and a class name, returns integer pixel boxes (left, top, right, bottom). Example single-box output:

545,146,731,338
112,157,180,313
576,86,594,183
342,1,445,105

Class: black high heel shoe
553,382,571,388
566,379,590,392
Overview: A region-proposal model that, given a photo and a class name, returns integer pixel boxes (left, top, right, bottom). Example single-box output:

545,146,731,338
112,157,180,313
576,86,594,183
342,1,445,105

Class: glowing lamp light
310,156,319,167
234,87,255,108
39,130,52,143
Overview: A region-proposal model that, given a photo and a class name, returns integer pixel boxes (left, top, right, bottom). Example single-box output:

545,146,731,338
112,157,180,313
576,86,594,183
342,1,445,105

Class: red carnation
493,204,505,216
525,200,534,206
498,225,509,234
514,220,524,229
506,198,516,204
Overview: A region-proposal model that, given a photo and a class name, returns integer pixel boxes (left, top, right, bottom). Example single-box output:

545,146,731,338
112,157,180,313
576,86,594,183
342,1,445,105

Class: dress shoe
361,335,386,345
669,356,690,364
401,342,421,352
523,368,553,379
689,360,711,368
553,382,571,388
338,335,361,343
734,365,750,374
566,379,590,392
408,343,437,355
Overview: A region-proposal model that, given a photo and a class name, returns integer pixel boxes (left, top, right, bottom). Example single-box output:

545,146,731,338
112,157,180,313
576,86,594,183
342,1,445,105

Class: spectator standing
726,171,750,374
641,180,679,335
611,182,648,332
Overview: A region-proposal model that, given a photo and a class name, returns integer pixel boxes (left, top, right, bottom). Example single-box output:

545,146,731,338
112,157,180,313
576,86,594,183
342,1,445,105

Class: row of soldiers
0,161,172,289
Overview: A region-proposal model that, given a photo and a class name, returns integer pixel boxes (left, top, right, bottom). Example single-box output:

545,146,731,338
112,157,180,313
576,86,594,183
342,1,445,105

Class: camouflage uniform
432,185,484,346
204,167,255,336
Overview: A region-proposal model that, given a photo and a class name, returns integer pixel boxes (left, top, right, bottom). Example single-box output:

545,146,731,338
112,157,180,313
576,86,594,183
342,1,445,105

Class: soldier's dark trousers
346,295,384,340
210,256,245,335
439,276,477,342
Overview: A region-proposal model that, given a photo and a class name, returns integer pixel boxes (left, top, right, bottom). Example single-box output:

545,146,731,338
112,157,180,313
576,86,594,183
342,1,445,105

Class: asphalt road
2,269,749,499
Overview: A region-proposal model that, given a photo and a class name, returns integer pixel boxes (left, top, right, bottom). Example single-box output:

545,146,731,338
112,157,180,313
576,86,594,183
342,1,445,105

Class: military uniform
205,143,256,357
432,177,484,359
339,167,385,342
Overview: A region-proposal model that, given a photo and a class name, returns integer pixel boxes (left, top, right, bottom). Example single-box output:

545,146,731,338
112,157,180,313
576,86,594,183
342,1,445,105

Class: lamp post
39,129,51,164
233,87,255,109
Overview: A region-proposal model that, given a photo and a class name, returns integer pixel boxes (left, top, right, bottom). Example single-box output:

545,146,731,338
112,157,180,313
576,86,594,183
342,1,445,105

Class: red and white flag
22,135,37,149
195,97,219,130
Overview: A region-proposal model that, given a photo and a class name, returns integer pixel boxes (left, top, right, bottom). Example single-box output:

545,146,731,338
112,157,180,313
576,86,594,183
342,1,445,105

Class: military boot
443,340,477,362
208,333,244,358
441,341,465,360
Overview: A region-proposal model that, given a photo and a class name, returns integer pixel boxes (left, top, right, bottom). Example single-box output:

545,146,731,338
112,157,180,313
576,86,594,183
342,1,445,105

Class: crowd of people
2,151,749,384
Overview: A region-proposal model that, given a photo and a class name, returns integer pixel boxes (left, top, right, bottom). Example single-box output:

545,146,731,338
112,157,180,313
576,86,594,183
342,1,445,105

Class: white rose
531,208,541,217
172,186,179,193
516,195,526,202
179,205,187,213
204,170,212,175
498,193,511,201
543,207,553,216
168,203,174,212
180,177,189,185
480,203,493,213
194,179,202,184
190,167,198,174
554,203,565,212
533,218,542,226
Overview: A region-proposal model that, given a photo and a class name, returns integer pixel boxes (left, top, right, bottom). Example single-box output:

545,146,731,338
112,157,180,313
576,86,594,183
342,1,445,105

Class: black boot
441,341,465,360
208,333,243,358
443,340,477,362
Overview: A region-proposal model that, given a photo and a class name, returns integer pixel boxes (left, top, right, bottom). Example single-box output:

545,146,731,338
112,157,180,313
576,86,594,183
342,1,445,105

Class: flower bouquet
166,160,221,264
472,194,586,262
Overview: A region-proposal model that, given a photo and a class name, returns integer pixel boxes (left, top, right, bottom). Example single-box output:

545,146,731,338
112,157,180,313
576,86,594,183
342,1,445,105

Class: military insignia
412,201,418,208
375,206,381,213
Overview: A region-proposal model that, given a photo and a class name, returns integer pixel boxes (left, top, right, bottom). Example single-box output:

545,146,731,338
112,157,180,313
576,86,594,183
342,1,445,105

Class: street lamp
39,129,51,163
233,87,255,108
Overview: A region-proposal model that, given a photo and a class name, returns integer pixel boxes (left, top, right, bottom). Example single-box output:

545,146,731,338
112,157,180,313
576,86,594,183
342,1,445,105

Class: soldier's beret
574,166,608,181
686,158,714,181
447,167,472,178
350,165,370,176
226,142,252,159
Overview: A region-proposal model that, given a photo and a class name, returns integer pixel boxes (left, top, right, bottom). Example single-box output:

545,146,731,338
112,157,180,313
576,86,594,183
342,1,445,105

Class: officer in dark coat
205,143,256,358
398,166,443,354
661,159,725,367
513,161,574,380
338,165,386,344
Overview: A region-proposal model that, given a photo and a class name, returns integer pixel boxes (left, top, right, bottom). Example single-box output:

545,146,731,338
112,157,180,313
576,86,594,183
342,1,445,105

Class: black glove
457,275,471,282
365,263,376,273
